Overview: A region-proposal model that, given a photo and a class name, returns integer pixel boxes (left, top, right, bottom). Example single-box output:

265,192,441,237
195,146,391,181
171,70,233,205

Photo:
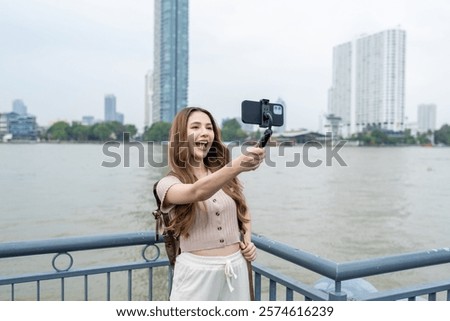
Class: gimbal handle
258,127,273,148
257,111,273,148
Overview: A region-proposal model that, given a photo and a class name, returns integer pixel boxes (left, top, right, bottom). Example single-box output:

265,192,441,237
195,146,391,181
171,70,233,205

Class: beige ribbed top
156,175,241,252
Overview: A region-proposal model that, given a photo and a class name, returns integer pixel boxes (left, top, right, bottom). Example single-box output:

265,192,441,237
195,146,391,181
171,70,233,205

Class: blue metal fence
1,232,449,301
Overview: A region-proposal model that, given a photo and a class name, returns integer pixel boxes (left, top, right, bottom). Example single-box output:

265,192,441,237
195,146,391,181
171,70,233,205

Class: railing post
328,292,347,301
269,279,277,300
286,288,293,301
254,272,262,301
148,268,153,301
328,280,347,301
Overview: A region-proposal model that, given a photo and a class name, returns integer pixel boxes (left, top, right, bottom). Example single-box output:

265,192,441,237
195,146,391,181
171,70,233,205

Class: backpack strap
152,177,174,232
152,179,180,267
152,181,164,241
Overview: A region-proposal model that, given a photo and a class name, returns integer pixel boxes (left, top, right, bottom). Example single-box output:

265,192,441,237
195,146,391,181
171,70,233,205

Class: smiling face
187,111,215,165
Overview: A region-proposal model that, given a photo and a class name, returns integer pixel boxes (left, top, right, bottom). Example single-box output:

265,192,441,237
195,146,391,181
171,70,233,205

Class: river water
1,143,449,297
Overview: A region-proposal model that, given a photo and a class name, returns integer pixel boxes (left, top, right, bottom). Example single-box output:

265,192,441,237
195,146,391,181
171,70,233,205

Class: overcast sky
1,0,449,132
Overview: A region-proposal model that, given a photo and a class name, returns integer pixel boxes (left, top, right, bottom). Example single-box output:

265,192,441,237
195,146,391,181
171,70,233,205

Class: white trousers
170,250,250,301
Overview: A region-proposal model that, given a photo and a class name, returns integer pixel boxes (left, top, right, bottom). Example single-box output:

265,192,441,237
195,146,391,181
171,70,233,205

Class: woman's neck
192,163,208,179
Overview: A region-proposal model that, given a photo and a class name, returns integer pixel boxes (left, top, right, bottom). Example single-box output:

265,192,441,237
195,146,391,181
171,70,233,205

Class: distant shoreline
1,140,448,148
0,140,103,145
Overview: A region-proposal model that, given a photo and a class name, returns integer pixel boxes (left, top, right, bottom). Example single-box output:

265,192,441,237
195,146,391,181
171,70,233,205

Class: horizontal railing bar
0,259,169,285
2,232,449,281
0,232,161,258
252,234,337,279
2,232,450,301
252,234,450,281
360,279,450,301
336,248,450,280
252,263,327,301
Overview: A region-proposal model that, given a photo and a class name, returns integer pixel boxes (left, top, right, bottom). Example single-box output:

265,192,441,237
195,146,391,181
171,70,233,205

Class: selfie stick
257,99,273,148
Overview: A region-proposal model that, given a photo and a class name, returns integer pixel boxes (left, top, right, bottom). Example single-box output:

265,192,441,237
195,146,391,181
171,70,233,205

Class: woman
156,107,265,300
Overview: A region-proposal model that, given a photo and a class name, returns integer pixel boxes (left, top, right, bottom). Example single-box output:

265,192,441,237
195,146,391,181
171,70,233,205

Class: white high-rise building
417,104,437,133
328,42,352,136
328,28,406,136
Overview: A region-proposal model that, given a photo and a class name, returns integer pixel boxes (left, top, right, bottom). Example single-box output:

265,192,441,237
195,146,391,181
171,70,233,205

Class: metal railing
1,232,449,301
252,234,450,301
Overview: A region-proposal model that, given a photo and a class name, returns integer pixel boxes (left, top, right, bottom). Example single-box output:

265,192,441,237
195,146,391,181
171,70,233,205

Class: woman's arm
164,146,265,207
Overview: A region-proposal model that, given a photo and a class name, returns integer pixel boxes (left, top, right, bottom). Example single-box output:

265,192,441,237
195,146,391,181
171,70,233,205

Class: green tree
221,118,247,142
71,122,89,141
435,124,450,145
403,129,417,145
371,128,389,145
45,121,140,142
417,133,431,145
143,121,171,142
124,124,138,138
91,123,114,141
46,121,71,140
105,121,125,140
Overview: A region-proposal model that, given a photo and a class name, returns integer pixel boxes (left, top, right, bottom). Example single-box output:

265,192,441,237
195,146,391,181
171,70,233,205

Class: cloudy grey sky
1,0,449,131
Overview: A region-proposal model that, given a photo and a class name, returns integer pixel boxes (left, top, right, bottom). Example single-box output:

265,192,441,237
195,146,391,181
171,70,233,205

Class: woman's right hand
233,146,265,172
163,147,265,206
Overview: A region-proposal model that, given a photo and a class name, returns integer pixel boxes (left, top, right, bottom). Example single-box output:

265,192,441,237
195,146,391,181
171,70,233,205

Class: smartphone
241,100,284,127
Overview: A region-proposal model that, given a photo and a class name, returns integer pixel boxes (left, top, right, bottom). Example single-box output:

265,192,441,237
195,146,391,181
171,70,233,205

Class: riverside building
327,28,406,137
151,0,189,124
417,103,437,134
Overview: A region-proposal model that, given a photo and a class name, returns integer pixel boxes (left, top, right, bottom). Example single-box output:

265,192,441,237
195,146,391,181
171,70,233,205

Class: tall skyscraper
104,94,117,122
12,99,27,115
328,28,406,136
417,103,437,133
104,94,124,124
152,0,189,124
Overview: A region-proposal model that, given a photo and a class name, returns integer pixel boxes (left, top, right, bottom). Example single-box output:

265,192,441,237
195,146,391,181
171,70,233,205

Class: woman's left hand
240,241,257,262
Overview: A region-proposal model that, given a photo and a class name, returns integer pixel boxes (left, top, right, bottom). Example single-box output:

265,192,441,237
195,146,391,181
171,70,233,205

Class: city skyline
1,0,449,132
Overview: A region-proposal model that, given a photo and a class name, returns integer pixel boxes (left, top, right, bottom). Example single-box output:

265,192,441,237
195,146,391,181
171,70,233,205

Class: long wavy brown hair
167,107,249,238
